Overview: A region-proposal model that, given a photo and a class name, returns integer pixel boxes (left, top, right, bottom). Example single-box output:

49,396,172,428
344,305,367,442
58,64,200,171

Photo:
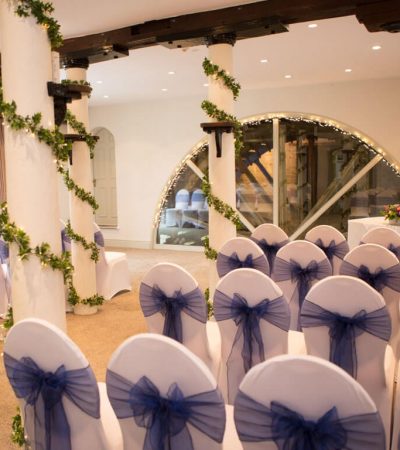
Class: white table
348,217,400,249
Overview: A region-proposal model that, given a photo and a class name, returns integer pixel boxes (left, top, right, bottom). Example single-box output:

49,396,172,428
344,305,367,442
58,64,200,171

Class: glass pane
278,119,376,235
236,120,273,230
156,163,208,246
299,160,400,238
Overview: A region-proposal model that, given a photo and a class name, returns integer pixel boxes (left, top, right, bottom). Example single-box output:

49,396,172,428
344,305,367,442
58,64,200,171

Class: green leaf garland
65,110,97,158
65,220,100,262
203,58,241,99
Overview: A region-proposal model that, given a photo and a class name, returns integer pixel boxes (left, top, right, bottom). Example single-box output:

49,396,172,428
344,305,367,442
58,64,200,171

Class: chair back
190,188,205,210
250,223,289,270
234,355,385,450
305,224,349,274
214,268,289,403
361,226,400,261
216,237,270,278
106,334,225,450
339,243,400,351
175,188,190,210
301,276,389,393
4,318,110,450
139,262,211,368
272,240,332,330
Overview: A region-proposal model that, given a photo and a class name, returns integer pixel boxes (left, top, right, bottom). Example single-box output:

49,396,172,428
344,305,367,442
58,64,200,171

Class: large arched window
154,114,400,246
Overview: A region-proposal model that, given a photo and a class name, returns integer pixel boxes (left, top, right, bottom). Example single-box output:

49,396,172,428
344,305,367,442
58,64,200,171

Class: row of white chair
3,318,391,450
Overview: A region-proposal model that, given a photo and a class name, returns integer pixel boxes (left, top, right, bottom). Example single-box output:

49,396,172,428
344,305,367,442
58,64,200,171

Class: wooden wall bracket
63,133,99,164
201,121,235,157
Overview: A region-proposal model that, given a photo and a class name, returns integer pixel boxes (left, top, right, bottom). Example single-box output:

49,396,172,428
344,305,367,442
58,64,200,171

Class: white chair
0,262,10,317
139,262,220,377
175,188,190,210
214,268,290,404
3,318,122,450
360,226,400,261
305,224,349,274
234,355,386,450
250,223,289,271
339,243,400,354
216,237,270,278
106,334,241,450
300,276,395,447
94,223,131,300
272,240,332,331
190,188,206,210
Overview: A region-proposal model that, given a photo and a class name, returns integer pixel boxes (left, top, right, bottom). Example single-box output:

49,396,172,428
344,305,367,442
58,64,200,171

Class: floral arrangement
382,204,400,222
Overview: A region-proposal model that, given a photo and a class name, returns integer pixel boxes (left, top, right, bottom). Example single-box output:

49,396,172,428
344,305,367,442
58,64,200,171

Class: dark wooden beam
59,0,400,64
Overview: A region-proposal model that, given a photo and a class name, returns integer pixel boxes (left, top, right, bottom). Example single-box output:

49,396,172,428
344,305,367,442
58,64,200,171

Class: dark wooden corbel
63,133,99,164
200,121,235,157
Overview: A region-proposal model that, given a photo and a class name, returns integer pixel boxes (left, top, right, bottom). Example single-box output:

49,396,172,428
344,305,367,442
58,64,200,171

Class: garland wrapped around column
201,57,244,260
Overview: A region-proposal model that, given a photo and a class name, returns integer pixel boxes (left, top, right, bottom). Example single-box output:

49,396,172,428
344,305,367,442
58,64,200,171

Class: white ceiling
27,1,400,106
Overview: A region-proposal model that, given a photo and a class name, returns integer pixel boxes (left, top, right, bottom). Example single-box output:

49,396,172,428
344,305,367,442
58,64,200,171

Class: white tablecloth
348,217,400,249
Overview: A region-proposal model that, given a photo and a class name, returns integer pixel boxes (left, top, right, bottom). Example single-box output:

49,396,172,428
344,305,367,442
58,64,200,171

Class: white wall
87,77,400,248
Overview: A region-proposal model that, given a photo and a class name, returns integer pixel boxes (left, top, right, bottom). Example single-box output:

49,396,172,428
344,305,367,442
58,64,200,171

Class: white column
207,38,237,295
0,3,66,329
65,62,97,307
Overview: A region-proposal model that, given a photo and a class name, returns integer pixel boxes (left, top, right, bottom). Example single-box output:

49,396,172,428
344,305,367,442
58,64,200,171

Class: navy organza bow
0,238,9,263
314,239,349,263
106,372,225,450
251,237,289,270
340,261,400,293
4,353,100,450
216,251,270,277
388,243,400,260
273,257,332,330
94,231,104,247
139,283,207,343
61,229,71,253
234,393,386,449
301,300,391,377
214,290,290,402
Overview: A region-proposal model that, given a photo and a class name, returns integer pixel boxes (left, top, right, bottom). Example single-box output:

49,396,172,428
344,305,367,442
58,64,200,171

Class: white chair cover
0,258,10,317
272,240,332,331
301,276,394,447
234,355,385,450
250,223,289,271
94,223,131,300
305,224,349,275
190,188,206,210
175,188,190,210
214,268,290,404
216,237,270,278
339,243,400,354
360,226,400,261
106,334,240,450
139,262,219,377
4,318,122,450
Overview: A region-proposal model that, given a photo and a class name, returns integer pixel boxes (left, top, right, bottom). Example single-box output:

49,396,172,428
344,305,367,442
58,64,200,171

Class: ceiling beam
59,0,400,64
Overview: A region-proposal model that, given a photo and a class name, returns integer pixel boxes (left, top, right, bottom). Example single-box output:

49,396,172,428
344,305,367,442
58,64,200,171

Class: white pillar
0,3,66,330
207,36,237,295
65,62,97,306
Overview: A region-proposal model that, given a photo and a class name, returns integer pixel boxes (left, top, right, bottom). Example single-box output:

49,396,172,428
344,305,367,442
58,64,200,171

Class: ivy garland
65,220,99,262
65,110,97,158
201,59,244,261
11,408,25,447
14,0,63,49
3,306,14,330
202,58,241,100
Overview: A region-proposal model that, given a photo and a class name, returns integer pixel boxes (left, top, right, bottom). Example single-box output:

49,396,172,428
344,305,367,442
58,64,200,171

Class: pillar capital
206,33,236,47
64,57,89,70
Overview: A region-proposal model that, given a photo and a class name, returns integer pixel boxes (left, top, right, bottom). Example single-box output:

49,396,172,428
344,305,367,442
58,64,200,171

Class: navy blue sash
313,238,349,263
214,290,290,402
251,237,289,270
234,393,385,449
106,372,225,450
4,353,100,450
217,251,270,277
139,283,207,343
301,300,391,377
340,261,400,293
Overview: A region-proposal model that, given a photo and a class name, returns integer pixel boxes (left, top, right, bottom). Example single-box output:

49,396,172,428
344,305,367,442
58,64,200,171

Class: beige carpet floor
0,248,208,450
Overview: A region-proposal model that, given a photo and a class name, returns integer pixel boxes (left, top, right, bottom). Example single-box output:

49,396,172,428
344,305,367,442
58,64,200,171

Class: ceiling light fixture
308,23,318,28
345,68,352,73
203,83,209,87
97,81,103,84
372,45,381,50
103,95,109,98
260,59,268,63
284,74,292,79
168,71,175,75
161,88,168,92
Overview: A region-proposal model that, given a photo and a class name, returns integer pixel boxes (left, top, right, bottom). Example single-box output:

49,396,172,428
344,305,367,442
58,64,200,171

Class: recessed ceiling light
372,45,381,50
284,74,292,79
308,23,318,28
203,83,209,87
103,95,109,98
345,68,352,73
161,88,168,92
168,71,175,75
97,80,103,84
260,59,268,63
